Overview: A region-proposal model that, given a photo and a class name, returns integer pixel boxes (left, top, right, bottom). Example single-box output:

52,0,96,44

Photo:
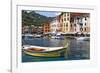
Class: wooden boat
22,44,69,57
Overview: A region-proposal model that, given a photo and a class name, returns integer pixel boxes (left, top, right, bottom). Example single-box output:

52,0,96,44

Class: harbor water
22,36,90,62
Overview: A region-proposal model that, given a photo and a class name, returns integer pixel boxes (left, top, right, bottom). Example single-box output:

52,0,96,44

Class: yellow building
58,12,71,34
62,12,70,33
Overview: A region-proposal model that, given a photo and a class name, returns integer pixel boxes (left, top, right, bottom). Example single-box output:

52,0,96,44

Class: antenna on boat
63,36,68,48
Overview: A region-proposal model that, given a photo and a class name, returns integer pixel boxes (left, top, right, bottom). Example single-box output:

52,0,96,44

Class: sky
35,11,61,17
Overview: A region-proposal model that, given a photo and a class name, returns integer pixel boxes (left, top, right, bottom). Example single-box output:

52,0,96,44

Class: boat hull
23,48,67,57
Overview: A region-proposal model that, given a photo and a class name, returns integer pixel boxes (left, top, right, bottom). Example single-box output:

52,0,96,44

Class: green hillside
22,10,55,26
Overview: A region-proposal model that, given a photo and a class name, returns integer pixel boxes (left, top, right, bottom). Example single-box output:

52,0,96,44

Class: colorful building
50,18,59,34
82,16,90,34
57,12,71,34
22,25,30,34
62,12,70,33
57,14,63,33
43,22,50,34
70,13,90,34
42,12,90,35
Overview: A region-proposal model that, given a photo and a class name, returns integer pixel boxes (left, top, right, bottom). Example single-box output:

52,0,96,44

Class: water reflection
22,37,90,62
22,37,65,47
68,39,90,59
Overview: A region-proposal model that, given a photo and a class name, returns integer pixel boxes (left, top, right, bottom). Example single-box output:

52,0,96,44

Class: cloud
26,10,31,13
55,12,61,16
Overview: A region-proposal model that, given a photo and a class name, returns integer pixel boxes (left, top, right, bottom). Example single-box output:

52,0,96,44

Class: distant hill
22,10,55,26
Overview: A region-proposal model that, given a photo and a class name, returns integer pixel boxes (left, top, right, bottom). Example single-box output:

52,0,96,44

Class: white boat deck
23,45,64,51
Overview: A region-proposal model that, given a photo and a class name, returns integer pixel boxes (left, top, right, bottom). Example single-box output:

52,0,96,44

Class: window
75,28,76,31
64,13,66,17
80,28,83,31
66,23,68,27
74,24,76,27
67,18,69,21
70,24,72,27
67,13,69,16
80,23,83,26
85,17,87,20
77,17,80,20
62,19,63,22
64,18,66,21
85,23,86,26
85,28,86,31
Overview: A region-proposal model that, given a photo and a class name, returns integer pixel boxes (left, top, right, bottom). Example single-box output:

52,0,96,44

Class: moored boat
22,44,69,57
50,35,64,39
75,37,90,41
